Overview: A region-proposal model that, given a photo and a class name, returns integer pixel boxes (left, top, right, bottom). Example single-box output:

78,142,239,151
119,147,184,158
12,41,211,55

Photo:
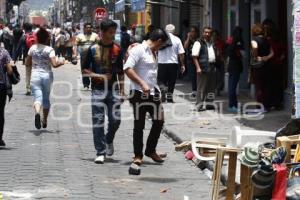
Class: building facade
149,0,293,111
208,0,292,110
0,0,6,23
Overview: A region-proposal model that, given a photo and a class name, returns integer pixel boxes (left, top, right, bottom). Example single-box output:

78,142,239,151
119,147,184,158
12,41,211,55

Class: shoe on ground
0,140,6,147
191,91,197,98
197,107,206,112
167,99,175,103
132,156,143,166
42,120,47,129
94,155,105,164
158,152,167,158
25,90,31,96
145,152,164,163
206,105,216,110
129,163,141,175
228,107,238,113
35,114,41,130
106,143,114,156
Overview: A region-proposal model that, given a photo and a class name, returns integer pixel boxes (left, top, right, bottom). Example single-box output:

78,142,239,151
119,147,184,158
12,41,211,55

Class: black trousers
157,63,178,101
129,90,164,157
0,86,7,141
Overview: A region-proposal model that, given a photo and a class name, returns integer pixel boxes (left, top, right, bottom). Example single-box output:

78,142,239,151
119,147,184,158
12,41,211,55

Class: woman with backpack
25,28,65,130
0,47,13,147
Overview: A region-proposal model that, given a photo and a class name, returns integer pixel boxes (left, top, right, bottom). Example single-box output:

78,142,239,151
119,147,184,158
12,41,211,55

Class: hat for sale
271,146,287,164
238,147,260,167
251,159,275,189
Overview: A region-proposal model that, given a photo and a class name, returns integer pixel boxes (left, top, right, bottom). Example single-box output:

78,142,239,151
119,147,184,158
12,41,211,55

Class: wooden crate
276,135,300,163
211,147,241,200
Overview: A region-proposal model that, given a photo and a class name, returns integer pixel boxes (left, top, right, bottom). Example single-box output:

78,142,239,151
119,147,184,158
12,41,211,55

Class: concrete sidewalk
162,80,291,144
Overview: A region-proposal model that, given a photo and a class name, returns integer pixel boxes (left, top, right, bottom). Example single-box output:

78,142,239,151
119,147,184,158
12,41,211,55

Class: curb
163,125,216,179
162,127,183,144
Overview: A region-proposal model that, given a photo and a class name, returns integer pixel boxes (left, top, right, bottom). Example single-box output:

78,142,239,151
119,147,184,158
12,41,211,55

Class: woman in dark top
226,26,244,113
263,19,286,110
184,26,199,96
251,23,274,112
12,26,24,62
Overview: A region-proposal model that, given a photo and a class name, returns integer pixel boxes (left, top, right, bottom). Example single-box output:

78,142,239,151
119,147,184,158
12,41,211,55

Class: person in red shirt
263,19,286,110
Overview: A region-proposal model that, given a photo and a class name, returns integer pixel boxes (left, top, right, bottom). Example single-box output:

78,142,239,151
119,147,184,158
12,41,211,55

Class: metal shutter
189,0,202,27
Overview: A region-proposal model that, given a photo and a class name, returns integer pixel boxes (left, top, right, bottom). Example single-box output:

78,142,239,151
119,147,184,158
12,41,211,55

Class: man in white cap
157,24,185,103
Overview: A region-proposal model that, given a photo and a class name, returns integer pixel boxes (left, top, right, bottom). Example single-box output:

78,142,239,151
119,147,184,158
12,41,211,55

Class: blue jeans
228,71,240,108
91,89,121,156
31,71,53,109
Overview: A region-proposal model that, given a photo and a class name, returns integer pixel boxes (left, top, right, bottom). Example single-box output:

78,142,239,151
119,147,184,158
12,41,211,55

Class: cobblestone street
0,63,211,200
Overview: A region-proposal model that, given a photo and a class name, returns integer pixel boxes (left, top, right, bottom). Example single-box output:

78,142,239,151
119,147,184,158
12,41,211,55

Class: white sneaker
106,143,114,156
94,155,105,164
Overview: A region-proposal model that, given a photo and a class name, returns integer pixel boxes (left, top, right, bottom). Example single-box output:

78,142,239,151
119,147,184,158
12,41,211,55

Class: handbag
250,52,264,69
272,164,287,200
287,165,300,200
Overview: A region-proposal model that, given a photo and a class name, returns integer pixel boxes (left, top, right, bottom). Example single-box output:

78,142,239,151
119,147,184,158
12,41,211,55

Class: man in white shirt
192,27,217,111
158,24,185,103
124,29,169,166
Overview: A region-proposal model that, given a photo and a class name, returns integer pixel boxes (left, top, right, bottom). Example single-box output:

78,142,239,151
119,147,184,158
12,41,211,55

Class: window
251,0,266,24
254,10,261,23
228,0,239,36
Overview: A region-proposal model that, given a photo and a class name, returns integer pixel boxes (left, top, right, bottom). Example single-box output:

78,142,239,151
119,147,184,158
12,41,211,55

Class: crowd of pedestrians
0,18,287,169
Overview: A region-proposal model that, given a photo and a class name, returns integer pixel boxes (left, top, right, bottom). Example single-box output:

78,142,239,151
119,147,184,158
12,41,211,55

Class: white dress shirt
158,33,185,64
124,41,160,95
192,40,216,63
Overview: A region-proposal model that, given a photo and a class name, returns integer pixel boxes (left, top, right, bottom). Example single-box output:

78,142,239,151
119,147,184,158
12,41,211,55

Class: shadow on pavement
237,111,291,132
137,177,179,183
80,158,121,164
0,147,17,151
122,161,164,166
29,129,57,136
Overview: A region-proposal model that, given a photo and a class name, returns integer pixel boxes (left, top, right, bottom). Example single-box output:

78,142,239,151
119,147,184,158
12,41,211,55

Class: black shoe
42,120,47,129
0,140,6,147
129,163,141,175
35,114,41,130
197,107,206,112
206,105,216,110
167,99,174,103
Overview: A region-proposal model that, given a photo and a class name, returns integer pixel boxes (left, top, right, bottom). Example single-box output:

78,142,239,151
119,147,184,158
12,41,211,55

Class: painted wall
0,0,6,22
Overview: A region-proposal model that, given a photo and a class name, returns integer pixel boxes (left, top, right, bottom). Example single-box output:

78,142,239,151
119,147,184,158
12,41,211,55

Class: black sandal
35,114,41,130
